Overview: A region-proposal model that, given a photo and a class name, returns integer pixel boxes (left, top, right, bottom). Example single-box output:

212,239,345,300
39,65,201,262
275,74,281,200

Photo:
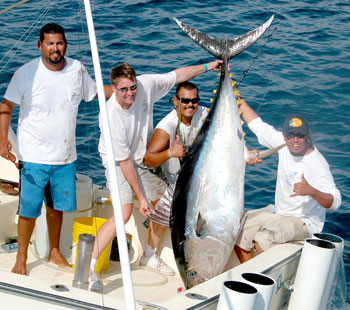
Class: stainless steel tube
72,233,95,290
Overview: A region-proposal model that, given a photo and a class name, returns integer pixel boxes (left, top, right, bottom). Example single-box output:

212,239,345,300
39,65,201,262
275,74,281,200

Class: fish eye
187,271,197,279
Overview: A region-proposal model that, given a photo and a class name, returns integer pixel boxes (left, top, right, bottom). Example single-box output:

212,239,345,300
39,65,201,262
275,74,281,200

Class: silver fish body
170,16,274,288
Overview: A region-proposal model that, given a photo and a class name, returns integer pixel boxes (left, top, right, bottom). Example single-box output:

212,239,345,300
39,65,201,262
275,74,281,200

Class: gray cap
283,113,309,135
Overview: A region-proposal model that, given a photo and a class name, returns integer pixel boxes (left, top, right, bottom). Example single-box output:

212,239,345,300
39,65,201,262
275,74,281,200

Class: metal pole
72,233,95,290
82,1,136,308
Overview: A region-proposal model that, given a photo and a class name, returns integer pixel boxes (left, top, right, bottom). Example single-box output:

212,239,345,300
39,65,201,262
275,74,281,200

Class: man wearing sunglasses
92,61,222,288
144,81,261,227
143,81,207,227
234,93,341,263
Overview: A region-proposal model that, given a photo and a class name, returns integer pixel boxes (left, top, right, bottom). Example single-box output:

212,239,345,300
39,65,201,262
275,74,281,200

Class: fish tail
173,15,274,61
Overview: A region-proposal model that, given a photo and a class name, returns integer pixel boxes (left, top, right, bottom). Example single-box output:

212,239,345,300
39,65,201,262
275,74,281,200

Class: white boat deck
0,187,303,310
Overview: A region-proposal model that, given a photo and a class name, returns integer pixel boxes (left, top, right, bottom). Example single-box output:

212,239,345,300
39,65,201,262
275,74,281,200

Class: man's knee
253,241,264,254
46,206,62,217
234,244,253,263
122,204,133,223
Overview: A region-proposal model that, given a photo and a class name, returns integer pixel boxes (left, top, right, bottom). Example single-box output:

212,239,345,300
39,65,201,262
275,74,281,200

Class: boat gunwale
182,244,303,309
0,281,119,310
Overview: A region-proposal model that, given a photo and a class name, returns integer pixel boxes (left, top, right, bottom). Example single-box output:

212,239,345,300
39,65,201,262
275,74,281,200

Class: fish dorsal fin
173,15,274,60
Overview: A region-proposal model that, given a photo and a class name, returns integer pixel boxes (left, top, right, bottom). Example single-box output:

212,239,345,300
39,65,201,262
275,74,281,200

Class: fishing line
0,0,57,74
255,46,277,115
236,26,277,88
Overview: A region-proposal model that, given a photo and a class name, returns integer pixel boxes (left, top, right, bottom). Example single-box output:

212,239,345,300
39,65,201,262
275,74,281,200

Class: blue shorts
19,162,77,218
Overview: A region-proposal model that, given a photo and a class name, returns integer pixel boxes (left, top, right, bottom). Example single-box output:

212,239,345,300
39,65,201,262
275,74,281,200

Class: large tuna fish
170,15,274,289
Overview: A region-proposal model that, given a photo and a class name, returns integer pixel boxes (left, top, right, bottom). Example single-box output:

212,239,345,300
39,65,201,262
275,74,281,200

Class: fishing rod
0,0,30,15
236,26,277,88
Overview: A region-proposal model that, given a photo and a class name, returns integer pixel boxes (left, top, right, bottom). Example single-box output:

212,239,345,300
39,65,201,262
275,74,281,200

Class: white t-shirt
4,57,97,164
248,117,341,235
155,106,209,184
99,71,176,165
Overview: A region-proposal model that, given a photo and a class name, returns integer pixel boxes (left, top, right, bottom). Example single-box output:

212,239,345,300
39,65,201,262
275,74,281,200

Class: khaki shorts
235,205,309,252
102,158,166,205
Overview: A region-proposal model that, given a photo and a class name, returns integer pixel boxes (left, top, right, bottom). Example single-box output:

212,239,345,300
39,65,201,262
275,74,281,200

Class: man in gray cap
233,92,341,263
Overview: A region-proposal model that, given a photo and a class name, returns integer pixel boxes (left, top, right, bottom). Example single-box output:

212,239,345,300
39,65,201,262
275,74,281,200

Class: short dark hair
40,23,66,44
175,81,198,97
110,62,136,86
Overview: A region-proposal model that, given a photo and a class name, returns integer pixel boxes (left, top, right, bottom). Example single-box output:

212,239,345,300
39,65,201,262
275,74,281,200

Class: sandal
0,182,19,196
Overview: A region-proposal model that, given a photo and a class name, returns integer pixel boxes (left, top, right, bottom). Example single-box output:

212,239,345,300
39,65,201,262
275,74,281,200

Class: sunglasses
176,97,200,104
117,84,138,93
286,133,307,139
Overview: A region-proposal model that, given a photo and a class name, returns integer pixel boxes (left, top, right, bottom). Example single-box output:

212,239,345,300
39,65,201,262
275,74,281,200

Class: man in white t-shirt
144,81,261,226
144,81,209,226
90,62,223,290
234,91,342,263
0,23,106,275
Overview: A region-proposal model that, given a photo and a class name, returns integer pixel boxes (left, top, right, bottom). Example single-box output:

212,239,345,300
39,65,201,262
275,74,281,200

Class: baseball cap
283,113,309,135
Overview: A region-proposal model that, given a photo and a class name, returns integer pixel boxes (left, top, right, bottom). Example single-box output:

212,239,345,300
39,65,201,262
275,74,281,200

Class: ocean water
0,0,349,304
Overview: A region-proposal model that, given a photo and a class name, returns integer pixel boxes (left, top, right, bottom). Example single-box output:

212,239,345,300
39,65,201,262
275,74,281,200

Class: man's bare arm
144,129,186,167
119,157,151,217
174,60,222,84
290,173,334,209
0,99,16,158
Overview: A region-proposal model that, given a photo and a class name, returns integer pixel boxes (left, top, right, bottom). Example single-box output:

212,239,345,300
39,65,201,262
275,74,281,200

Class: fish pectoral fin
246,142,287,160
194,214,210,237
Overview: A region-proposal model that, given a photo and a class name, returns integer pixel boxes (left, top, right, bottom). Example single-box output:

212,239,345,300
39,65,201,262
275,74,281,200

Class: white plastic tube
241,272,275,310
217,280,258,310
82,1,135,309
313,232,344,255
313,233,346,308
288,238,336,310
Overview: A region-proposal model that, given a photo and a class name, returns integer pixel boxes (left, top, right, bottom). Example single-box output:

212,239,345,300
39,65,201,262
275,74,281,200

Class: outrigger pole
82,1,136,309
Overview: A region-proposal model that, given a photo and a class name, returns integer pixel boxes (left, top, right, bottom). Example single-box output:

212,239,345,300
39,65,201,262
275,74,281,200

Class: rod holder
241,272,276,310
72,233,95,290
217,280,258,310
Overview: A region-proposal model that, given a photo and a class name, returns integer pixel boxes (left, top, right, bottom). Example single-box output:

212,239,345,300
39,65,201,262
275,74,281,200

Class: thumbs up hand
290,173,314,197
168,135,186,159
